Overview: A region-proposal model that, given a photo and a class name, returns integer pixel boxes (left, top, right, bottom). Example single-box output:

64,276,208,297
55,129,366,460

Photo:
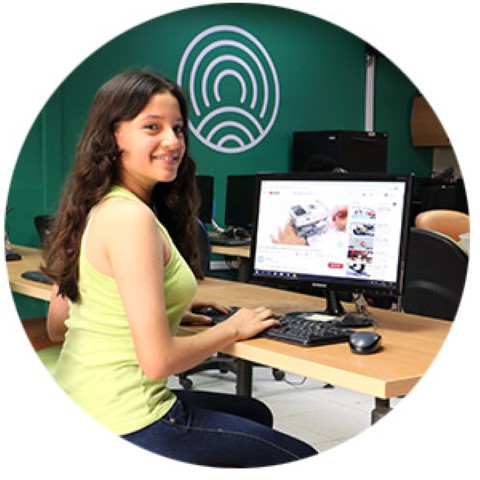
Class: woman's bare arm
98,198,277,381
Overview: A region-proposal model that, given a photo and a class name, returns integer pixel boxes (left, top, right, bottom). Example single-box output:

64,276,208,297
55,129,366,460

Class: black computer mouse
348,331,382,354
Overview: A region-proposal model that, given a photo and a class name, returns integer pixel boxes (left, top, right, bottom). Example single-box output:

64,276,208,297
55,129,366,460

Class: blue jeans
122,389,317,467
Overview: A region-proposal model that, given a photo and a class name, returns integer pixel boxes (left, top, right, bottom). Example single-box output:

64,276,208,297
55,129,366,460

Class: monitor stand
320,288,373,327
321,289,347,316
285,288,373,328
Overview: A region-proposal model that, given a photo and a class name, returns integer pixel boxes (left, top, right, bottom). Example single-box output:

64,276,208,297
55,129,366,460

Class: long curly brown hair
42,70,202,302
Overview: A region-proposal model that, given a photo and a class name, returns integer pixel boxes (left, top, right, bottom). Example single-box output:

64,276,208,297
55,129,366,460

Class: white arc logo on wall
177,25,280,153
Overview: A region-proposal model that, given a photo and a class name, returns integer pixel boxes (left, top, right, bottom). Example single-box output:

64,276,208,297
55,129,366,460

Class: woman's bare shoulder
94,196,157,237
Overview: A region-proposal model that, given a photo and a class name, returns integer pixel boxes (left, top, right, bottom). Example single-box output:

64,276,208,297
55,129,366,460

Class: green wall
6,4,432,318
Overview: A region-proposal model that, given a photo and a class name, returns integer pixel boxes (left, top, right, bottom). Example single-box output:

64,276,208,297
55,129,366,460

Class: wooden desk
211,244,250,258
7,244,51,302
7,244,253,301
210,244,251,280
194,279,450,398
8,245,452,422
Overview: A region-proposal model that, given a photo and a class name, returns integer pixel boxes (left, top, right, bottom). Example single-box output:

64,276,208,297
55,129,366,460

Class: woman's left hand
181,301,231,325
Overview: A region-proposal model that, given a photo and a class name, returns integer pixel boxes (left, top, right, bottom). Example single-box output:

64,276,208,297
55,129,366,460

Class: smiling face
114,92,186,202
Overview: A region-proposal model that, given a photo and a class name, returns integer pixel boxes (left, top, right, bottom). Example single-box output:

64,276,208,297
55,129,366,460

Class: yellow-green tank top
53,186,197,435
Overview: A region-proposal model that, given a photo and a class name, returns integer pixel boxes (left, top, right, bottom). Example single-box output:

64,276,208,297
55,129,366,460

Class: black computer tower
292,130,388,173
420,179,469,214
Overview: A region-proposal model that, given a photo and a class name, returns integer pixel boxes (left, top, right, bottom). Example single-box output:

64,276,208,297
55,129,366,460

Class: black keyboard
260,317,353,347
192,306,241,324
21,270,53,285
5,249,22,261
202,306,352,347
208,233,251,246
212,306,241,323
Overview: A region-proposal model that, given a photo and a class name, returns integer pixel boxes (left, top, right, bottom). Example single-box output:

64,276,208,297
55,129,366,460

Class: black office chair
401,227,469,320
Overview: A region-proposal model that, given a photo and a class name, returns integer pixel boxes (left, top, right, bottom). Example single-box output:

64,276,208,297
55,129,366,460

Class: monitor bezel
248,171,413,301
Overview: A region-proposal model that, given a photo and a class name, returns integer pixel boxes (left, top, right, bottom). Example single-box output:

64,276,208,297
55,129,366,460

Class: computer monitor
292,130,388,173
249,172,413,315
224,175,256,231
195,175,214,224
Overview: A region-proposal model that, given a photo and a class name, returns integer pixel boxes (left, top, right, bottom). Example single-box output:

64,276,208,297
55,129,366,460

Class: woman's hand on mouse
181,301,230,325
224,307,279,340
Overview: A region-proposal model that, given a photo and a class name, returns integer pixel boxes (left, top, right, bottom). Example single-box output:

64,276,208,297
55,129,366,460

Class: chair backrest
34,215,53,243
402,227,469,320
414,209,469,242
196,217,211,276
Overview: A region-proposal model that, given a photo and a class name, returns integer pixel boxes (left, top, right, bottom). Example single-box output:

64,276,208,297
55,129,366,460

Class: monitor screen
195,175,214,224
249,172,413,315
225,175,256,231
292,130,388,173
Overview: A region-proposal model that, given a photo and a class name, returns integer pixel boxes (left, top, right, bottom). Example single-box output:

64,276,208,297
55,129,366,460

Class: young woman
42,70,317,467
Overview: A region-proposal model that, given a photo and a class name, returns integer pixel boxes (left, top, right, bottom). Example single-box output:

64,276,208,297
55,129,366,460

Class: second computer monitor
225,175,256,231
292,130,388,173
195,175,214,224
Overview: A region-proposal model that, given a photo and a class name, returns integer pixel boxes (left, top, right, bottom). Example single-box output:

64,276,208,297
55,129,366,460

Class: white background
1,1,478,479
